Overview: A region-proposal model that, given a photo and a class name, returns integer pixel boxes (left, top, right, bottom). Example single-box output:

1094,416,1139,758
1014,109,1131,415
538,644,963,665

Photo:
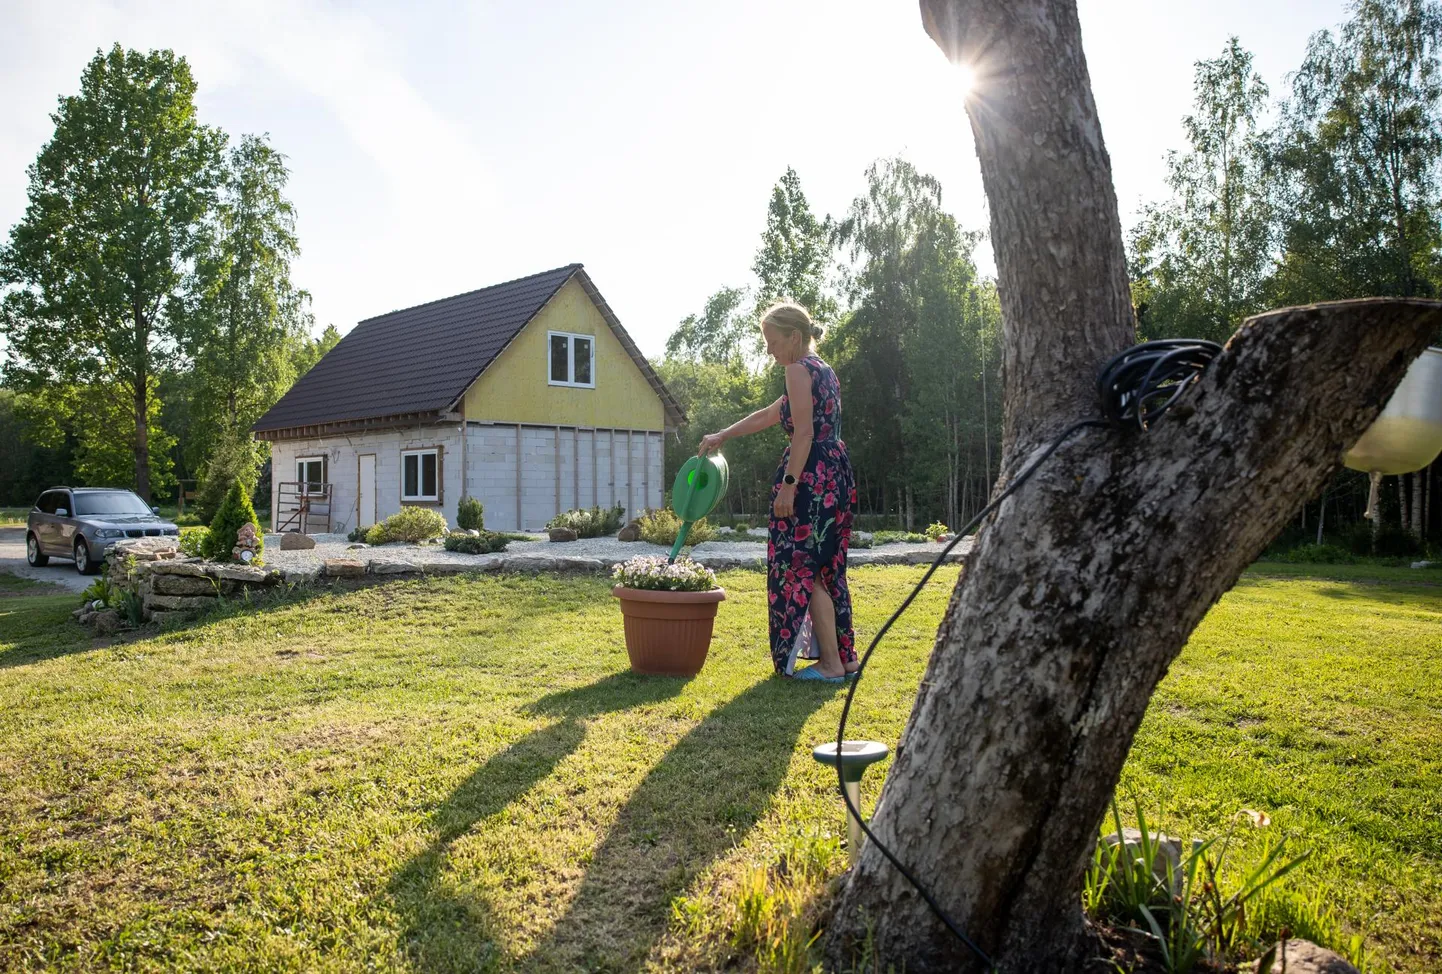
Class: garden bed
258,531,972,581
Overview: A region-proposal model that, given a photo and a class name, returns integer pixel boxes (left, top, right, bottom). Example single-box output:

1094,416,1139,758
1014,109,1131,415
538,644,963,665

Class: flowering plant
611,555,718,592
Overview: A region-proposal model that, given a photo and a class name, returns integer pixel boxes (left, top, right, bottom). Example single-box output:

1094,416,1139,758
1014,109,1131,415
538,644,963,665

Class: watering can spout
668,453,730,563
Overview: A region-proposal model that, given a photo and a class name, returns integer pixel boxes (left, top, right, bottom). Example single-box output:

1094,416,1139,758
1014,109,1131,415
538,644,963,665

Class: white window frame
296,456,326,496
547,330,596,388
401,448,440,502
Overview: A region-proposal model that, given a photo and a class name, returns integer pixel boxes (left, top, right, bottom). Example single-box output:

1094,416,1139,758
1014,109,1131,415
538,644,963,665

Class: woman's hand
697,432,727,456
773,484,796,519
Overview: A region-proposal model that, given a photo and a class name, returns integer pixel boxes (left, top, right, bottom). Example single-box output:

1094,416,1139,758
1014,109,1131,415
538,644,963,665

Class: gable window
296,457,327,495
402,449,439,502
548,331,595,388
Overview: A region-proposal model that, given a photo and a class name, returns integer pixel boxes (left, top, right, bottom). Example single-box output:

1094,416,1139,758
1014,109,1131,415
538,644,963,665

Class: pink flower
823,492,837,508
795,524,811,542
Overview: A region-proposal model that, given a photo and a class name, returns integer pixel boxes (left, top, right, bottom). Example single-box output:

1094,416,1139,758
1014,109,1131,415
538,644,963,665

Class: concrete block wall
268,424,664,535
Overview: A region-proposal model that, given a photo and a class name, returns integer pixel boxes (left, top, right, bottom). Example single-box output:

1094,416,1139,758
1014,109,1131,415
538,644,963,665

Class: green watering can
668,453,729,562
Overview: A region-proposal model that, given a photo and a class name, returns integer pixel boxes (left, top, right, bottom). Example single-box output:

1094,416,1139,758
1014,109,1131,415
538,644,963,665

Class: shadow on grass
385,672,837,973
519,677,834,972
0,589,92,669
386,672,690,972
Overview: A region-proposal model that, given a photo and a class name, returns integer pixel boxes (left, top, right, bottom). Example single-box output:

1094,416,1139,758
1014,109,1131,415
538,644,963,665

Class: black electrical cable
831,338,1221,968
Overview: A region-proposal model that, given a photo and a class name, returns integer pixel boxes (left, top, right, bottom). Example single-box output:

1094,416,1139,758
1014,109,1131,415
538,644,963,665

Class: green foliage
1273,543,1354,564
347,525,368,543
202,479,262,563
180,134,314,477
442,532,509,555
752,166,839,323
924,521,949,541
872,530,928,545
664,286,761,367
546,504,624,538
456,496,485,532
12,382,175,495
610,555,718,592
178,528,208,558
1270,0,1442,303
1129,37,1274,344
194,427,259,523
80,578,117,607
366,506,448,545
0,44,225,500
1084,801,1313,973
115,588,144,628
0,389,72,506
637,508,715,547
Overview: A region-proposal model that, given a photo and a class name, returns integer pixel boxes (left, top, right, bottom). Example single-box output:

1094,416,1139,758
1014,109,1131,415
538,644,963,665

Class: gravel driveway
260,531,973,577
0,527,92,593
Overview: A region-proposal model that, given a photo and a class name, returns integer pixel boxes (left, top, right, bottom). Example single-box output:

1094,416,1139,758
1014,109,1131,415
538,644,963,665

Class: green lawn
0,564,1438,972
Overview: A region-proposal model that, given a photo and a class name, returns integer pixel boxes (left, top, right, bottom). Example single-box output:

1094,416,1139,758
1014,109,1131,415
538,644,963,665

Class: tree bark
823,3,1442,971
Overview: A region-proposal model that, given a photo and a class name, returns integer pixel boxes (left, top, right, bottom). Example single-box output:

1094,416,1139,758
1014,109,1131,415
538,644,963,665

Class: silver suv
26,487,181,575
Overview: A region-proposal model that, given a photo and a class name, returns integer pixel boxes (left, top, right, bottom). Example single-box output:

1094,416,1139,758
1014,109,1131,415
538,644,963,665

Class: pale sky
1,0,1348,359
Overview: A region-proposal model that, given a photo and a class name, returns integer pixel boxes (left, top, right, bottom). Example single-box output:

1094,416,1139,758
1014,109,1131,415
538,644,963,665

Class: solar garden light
812,740,889,865
1343,346,1442,518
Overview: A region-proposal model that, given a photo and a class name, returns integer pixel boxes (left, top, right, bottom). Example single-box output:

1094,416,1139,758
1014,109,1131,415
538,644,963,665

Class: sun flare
956,63,976,97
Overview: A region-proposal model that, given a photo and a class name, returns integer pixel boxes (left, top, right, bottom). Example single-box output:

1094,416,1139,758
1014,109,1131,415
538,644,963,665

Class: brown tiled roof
252,264,683,434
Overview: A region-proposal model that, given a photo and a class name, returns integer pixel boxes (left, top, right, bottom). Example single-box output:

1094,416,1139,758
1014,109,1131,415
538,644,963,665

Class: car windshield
72,492,153,516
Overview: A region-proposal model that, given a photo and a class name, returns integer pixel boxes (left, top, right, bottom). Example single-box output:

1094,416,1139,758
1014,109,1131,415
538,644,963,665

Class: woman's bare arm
698,397,783,455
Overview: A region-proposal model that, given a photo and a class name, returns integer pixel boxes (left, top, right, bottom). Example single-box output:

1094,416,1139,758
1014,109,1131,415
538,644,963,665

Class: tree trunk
823,3,1442,971
1316,485,1327,546
1398,474,1409,535
134,376,151,502
1411,469,1424,538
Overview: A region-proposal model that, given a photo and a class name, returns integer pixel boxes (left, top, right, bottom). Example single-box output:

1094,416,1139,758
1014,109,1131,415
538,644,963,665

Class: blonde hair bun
760,301,820,351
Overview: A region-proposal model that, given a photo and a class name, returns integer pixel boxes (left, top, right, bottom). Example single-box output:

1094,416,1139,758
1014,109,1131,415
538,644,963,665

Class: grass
0,562,1437,971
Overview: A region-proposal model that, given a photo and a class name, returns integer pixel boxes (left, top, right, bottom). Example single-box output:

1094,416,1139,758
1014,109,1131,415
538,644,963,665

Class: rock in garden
153,574,218,597
323,559,366,578
548,527,579,542
91,609,122,636
210,564,272,584
347,542,369,550
369,560,420,575
501,555,560,573
111,537,180,559
1102,828,1189,890
282,565,322,584
1253,940,1359,974
617,520,642,542
148,560,208,577
144,594,219,612
280,531,316,550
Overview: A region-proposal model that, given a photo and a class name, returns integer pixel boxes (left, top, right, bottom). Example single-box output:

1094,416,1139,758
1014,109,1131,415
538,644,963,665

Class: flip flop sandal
793,665,849,683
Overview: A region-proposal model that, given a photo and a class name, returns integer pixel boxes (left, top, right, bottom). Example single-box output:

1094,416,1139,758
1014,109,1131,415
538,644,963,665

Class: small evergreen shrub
457,496,485,532
547,504,625,538
443,531,509,555
347,525,368,543
366,506,448,545
195,431,261,524
925,521,949,541
202,480,263,563
637,507,715,547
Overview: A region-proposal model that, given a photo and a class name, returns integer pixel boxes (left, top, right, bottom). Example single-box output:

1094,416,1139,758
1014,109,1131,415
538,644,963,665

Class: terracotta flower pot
612,585,726,676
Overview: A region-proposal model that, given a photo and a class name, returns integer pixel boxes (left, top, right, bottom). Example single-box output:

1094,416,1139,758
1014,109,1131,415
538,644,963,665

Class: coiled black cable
832,338,1220,967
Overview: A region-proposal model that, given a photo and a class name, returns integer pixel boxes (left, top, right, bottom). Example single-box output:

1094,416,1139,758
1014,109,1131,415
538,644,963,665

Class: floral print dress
769,355,858,675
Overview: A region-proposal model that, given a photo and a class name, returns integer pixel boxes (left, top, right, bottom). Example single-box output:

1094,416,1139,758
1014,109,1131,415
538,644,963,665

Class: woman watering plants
698,302,858,681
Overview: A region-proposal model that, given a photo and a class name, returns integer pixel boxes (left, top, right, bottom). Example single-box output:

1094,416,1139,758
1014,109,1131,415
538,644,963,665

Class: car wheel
74,538,101,575
26,533,49,567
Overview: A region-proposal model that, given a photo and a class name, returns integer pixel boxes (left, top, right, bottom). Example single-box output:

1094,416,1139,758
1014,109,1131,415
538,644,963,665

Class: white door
358,454,377,528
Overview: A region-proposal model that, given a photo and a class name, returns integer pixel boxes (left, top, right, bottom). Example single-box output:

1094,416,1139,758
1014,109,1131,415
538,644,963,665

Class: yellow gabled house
252,264,684,533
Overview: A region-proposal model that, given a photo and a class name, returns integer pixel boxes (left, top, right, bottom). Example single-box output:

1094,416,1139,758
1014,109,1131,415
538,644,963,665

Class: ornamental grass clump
636,507,715,546
611,555,718,592
547,503,625,538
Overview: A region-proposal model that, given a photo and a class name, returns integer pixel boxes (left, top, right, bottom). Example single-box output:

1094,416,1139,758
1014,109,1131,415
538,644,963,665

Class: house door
358,454,377,528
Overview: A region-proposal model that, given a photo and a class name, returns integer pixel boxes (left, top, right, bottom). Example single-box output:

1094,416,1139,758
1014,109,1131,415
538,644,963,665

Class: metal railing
275,481,332,534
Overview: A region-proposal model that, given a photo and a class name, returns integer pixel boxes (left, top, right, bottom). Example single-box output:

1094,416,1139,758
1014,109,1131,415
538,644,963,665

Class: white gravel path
260,531,973,581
